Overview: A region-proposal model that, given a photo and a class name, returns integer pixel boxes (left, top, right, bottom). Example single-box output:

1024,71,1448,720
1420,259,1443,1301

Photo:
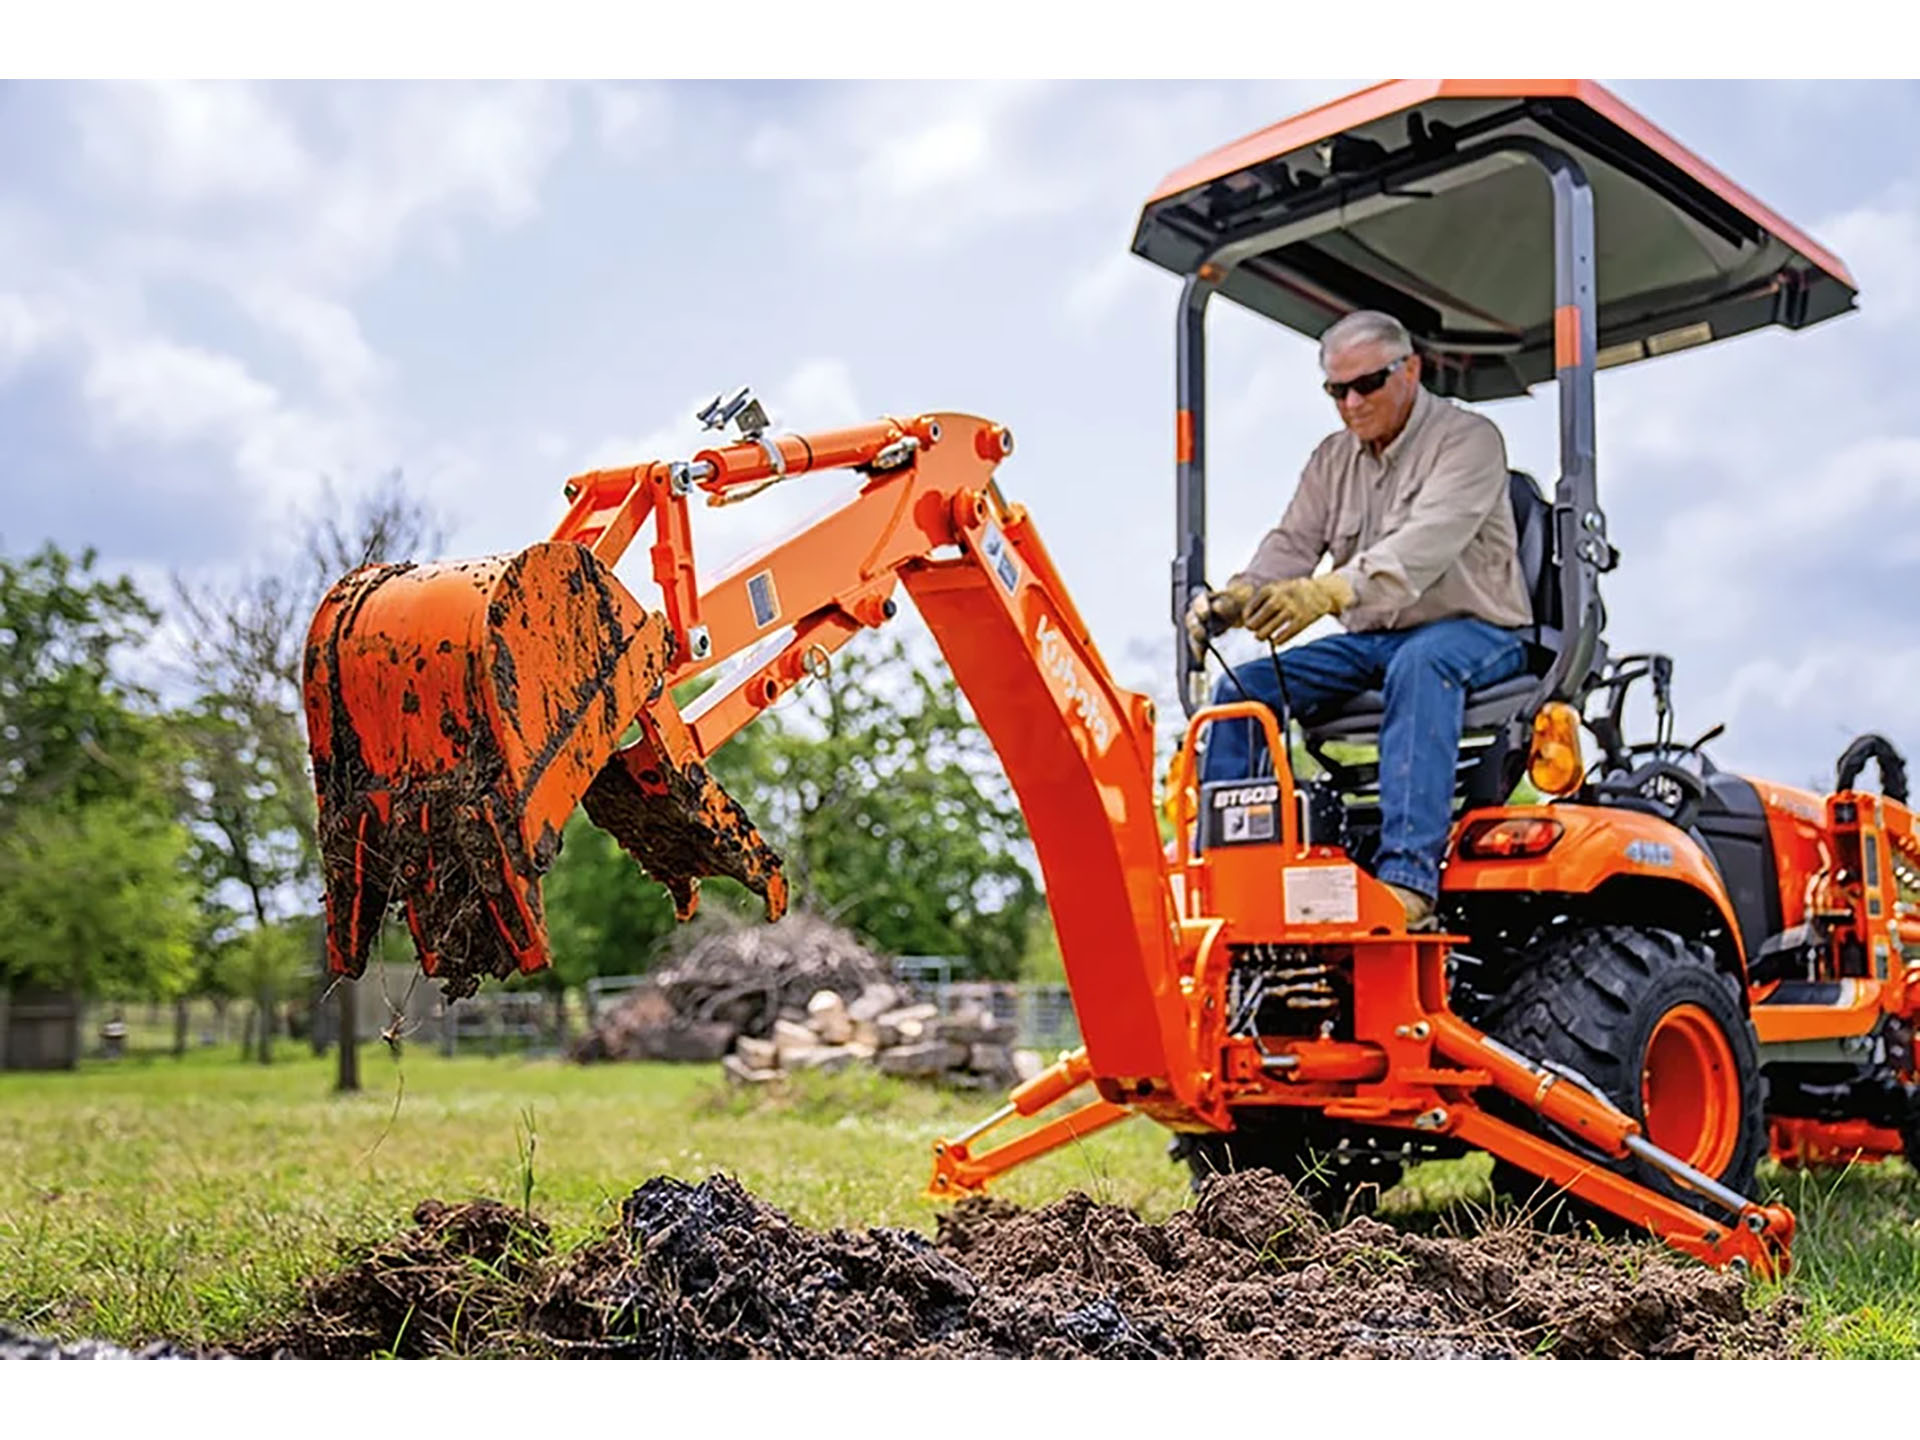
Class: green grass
0,1048,1186,1348
3,1050,1918,1356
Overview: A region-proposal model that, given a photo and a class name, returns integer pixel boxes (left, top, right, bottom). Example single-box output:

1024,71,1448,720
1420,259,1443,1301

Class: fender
1444,803,1745,971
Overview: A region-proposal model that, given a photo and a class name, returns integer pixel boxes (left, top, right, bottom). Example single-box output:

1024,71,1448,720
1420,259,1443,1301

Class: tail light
1528,702,1585,796
1460,816,1565,859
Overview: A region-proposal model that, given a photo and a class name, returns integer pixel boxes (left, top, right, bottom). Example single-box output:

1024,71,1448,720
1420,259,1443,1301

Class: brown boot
1383,882,1436,932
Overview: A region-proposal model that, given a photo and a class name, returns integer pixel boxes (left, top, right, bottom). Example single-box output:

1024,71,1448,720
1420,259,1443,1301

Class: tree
174,698,308,1063
0,543,199,1014
542,809,686,982
722,632,1042,978
170,473,444,1087
0,799,197,1004
0,543,172,817
211,918,311,1064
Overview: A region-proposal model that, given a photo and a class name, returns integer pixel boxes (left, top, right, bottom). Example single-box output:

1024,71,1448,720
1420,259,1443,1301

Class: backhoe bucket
303,541,786,997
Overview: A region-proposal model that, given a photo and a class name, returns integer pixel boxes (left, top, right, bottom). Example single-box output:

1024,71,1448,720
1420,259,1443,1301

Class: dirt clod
238,1171,1802,1359
236,1199,551,1359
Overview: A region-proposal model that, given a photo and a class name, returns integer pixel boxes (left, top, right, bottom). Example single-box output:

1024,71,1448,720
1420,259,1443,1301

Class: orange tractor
303,80,1918,1277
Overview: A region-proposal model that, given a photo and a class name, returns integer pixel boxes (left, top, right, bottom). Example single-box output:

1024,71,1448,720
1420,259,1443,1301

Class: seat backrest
1508,469,1559,667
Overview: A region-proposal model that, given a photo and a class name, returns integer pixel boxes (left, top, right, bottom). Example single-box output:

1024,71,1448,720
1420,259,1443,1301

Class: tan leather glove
1244,573,1355,645
1185,581,1253,660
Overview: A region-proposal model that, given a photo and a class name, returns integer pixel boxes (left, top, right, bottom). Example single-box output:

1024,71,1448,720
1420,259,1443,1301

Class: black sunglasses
1323,355,1409,401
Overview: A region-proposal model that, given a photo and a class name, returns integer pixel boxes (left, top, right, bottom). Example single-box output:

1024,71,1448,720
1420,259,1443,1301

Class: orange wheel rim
1641,1003,1740,1177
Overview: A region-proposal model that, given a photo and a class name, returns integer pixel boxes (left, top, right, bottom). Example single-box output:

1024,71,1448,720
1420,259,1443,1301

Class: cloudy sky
3,79,1917,791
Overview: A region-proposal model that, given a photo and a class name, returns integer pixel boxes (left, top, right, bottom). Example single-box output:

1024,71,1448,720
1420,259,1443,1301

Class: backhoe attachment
303,540,785,997
302,405,955,998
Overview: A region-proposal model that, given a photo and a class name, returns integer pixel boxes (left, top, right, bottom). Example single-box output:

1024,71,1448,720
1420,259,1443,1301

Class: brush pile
569,912,1040,1087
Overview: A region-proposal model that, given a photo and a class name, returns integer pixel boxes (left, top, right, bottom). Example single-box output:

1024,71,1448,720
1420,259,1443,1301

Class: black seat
1691,772,1784,968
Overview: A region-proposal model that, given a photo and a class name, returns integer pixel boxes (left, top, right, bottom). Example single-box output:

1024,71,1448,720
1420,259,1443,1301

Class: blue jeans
1199,618,1528,899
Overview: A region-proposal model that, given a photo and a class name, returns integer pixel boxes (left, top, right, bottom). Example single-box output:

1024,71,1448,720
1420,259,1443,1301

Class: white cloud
591,82,673,156
77,82,311,206
0,292,63,378
66,82,578,294
584,357,867,473
73,329,387,532
295,83,573,285
1649,436,1920,608
1816,183,1920,326
239,285,385,397
8,82,598,571
1063,249,1143,324
746,82,1075,251
82,337,279,445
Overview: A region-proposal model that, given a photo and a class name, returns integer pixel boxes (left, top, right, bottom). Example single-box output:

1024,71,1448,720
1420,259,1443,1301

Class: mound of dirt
239,1171,1801,1360
236,1199,552,1359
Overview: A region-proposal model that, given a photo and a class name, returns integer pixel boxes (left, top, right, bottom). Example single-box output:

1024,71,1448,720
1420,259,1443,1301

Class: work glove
1244,573,1355,645
1184,581,1253,661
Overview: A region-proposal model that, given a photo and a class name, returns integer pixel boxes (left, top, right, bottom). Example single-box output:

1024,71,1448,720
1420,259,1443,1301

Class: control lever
696,386,771,441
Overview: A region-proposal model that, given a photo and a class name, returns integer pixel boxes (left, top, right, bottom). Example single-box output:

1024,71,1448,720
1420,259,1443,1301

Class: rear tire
1479,924,1765,1222
1171,1112,1405,1224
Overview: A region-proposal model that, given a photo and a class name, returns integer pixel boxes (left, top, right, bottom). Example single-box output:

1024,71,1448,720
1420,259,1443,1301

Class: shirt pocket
1329,519,1365,568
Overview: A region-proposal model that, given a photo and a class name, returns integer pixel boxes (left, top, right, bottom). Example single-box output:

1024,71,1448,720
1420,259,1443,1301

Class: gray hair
1319,310,1413,367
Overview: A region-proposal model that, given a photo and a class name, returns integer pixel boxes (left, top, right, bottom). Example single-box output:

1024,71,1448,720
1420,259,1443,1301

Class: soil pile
239,1171,1801,1360
238,1199,552,1359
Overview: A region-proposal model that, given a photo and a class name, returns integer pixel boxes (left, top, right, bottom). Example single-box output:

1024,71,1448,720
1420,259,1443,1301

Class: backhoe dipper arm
545,412,1207,1111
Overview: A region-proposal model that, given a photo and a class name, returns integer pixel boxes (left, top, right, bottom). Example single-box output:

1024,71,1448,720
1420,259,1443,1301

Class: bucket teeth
582,738,789,925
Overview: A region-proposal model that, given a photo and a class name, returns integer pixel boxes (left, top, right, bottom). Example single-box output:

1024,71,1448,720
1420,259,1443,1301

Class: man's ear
1404,350,1423,386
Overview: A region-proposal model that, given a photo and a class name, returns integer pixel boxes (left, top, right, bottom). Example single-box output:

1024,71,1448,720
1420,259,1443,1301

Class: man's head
1319,310,1422,449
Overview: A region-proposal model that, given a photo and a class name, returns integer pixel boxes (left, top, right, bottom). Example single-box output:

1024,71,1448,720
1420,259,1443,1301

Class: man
1186,310,1532,928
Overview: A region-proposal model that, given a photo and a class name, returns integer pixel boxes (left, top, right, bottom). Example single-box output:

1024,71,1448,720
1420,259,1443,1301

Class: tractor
300,80,1918,1277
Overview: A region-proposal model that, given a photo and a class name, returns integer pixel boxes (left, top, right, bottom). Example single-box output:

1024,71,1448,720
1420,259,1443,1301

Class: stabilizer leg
925,1048,1133,1197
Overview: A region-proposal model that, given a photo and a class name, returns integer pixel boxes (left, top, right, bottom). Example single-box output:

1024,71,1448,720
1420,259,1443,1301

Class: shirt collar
1376,382,1436,465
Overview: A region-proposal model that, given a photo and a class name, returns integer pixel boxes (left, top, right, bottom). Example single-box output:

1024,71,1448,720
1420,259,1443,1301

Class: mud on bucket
302,541,786,998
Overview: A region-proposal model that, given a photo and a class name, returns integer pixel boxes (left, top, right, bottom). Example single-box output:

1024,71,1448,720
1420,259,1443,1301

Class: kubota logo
1034,611,1114,753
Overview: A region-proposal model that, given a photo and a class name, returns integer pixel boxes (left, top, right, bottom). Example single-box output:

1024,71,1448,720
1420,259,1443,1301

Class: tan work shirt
1230,385,1532,634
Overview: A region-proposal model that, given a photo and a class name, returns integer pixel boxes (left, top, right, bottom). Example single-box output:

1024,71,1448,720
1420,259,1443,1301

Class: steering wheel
1592,758,1707,829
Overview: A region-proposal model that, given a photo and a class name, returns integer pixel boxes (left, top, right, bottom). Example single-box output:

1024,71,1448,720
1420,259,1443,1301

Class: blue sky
3,79,1917,791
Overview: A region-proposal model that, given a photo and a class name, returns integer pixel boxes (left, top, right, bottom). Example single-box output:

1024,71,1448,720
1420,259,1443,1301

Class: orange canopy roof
1133,80,1856,399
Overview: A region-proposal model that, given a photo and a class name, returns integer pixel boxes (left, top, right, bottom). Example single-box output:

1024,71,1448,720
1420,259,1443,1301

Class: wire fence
7,963,1083,1069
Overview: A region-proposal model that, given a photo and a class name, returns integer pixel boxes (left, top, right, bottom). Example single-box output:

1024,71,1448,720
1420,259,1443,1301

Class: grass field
2,1049,1918,1357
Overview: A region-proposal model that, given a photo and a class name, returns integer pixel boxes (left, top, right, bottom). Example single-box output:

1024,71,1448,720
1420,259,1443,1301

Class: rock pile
723,983,1043,1089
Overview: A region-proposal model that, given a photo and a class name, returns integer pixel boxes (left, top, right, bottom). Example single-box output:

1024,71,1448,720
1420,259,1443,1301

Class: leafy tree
173,698,311,1062
0,799,197,1002
542,810,686,984
0,542,173,816
211,918,312,1064
724,632,1042,978
0,543,199,1010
